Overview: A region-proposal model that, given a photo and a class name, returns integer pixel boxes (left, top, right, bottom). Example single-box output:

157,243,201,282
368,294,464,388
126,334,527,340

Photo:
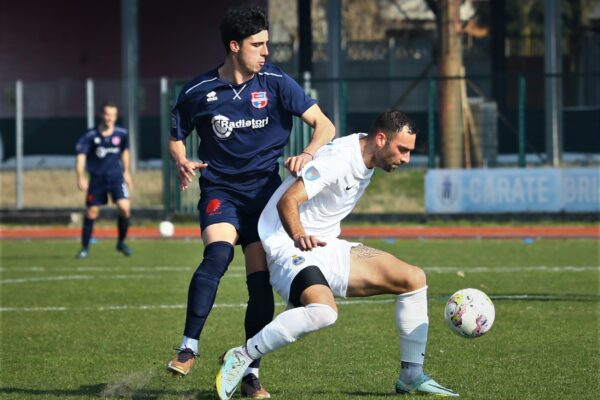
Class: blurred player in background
167,5,334,397
75,102,133,259
216,110,458,399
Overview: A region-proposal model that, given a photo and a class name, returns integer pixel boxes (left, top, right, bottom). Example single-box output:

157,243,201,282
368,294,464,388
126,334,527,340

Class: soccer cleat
241,373,271,399
116,242,132,256
166,348,197,376
216,346,253,400
75,248,89,259
395,373,459,397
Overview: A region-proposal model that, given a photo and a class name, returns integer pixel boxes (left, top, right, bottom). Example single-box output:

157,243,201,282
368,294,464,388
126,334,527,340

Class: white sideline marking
1,265,597,277
425,266,599,273
0,265,246,272
1,294,597,313
0,274,222,284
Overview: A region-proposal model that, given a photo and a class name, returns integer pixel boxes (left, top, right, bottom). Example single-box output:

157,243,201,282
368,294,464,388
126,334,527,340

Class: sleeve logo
250,91,268,109
304,166,321,181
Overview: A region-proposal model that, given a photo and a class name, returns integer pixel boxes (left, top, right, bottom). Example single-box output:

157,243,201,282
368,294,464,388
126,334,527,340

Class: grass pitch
1,238,598,399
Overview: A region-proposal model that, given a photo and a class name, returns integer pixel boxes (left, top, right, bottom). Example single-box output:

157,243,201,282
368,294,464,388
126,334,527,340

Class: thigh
300,282,337,311
243,241,268,274
116,198,131,214
347,245,422,297
201,222,238,246
199,189,241,243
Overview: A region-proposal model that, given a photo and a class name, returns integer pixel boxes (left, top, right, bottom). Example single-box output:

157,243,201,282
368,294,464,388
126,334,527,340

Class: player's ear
229,40,241,53
375,131,387,149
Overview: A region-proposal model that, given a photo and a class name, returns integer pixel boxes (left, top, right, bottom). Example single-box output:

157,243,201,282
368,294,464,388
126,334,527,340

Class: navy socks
82,217,95,249
245,271,274,369
183,241,234,339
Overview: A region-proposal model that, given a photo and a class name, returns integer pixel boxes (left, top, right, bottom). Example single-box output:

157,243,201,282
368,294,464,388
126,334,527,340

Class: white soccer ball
444,288,495,338
158,221,175,237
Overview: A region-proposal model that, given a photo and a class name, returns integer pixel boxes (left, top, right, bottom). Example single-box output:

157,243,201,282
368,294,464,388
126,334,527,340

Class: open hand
284,152,313,177
292,233,327,251
176,160,208,190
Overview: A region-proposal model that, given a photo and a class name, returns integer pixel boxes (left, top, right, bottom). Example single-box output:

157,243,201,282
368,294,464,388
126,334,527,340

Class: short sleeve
120,132,129,150
170,92,193,140
300,155,348,199
279,73,317,117
75,133,91,154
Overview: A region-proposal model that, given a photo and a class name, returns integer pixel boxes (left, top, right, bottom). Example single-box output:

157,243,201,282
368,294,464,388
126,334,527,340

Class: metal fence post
518,75,526,167
428,78,436,169
160,77,171,214
15,80,24,209
86,78,95,128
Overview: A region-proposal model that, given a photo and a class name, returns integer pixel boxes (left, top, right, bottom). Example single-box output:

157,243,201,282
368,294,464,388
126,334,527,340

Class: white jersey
258,133,373,256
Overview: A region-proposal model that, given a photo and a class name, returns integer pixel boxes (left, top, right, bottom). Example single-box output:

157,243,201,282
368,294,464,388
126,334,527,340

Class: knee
306,303,338,330
406,266,427,292
195,241,234,280
86,207,99,220
389,263,427,294
118,208,131,218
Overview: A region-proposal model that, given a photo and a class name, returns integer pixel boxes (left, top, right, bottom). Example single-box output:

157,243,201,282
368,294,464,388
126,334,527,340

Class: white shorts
266,237,359,304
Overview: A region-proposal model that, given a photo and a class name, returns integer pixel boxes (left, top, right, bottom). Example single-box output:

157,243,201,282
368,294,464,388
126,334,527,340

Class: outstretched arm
168,137,207,191
284,104,335,175
277,178,327,251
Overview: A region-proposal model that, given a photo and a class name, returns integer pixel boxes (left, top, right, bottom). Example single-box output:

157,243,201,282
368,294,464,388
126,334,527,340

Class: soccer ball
158,221,175,237
444,288,495,338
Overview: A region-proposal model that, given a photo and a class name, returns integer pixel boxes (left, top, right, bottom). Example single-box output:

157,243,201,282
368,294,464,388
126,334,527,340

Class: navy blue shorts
198,173,282,248
86,174,129,206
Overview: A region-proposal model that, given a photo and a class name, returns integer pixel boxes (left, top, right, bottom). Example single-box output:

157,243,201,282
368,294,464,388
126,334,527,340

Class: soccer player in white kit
216,110,458,398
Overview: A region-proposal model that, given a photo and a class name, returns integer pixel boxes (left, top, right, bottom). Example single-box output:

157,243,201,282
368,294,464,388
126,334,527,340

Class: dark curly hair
220,5,269,53
368,109,417,141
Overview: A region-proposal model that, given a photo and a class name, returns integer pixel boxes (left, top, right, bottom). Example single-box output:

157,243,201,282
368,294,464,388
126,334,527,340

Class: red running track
1,226,598,239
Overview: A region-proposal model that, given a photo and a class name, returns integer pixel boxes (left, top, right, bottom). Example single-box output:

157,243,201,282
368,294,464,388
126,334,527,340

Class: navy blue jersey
171,63,316,190
75,127,129,176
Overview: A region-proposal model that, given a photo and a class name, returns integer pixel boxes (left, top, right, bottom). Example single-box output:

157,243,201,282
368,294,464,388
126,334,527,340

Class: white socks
395,286,429,365
180,336,199,354
246,303,337,359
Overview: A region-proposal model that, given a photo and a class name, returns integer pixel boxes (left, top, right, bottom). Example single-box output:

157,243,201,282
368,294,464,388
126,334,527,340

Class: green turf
1,239,599,399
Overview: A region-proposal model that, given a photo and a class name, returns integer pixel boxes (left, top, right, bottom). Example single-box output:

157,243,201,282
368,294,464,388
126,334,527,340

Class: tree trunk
438,0,464,168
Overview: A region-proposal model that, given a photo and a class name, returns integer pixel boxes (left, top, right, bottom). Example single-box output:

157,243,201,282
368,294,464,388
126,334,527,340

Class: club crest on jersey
111,136,121,146
251,91,268,109
304,166,321,181
291,255,305,266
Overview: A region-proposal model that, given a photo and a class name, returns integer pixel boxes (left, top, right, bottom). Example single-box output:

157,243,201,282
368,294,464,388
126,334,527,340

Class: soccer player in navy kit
75,102,133,259
166,5,335,398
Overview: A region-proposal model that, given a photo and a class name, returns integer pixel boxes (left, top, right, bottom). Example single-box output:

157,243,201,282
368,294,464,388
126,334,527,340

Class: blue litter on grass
90,238,97,244
522,237,535,244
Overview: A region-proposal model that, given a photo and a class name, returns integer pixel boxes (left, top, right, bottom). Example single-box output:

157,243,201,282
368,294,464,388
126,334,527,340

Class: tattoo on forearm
351,245,384,259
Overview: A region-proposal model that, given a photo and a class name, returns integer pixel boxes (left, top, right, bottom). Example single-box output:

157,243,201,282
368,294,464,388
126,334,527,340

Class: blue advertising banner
425,168,600,213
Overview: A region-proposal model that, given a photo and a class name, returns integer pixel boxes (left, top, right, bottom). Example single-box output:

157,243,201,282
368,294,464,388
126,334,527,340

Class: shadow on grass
0,384,216,399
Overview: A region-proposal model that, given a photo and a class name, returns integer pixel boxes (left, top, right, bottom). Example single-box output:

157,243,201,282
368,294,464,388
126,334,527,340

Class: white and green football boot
395,373,459,397
216,346,253,400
